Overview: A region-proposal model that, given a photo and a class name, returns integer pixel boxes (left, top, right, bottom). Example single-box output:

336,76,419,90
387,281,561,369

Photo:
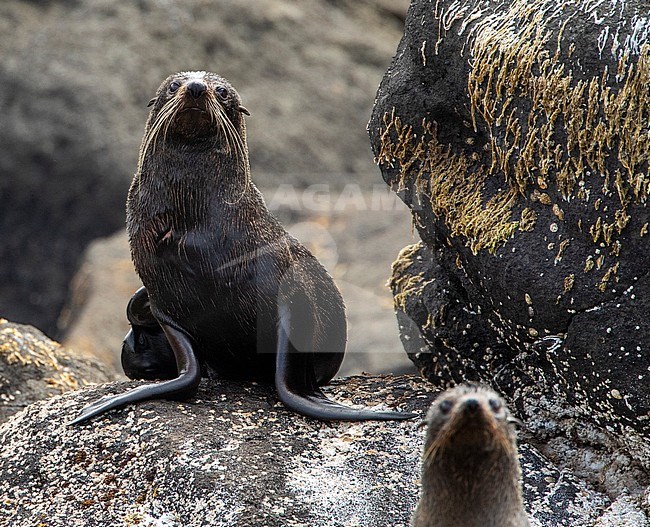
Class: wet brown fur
127,71,346,383
70,71,415,424
413,385,529,527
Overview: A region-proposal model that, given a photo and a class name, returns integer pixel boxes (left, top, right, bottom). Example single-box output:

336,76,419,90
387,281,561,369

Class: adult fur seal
412,385,529,527
71,71,415,424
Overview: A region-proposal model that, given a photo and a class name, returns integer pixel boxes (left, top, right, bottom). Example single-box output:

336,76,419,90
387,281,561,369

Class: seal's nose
464,398,479,413
187,81,207,99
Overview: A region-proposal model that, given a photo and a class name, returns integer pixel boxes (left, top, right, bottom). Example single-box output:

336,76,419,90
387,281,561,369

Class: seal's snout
187,81,207,99
463,398,480,414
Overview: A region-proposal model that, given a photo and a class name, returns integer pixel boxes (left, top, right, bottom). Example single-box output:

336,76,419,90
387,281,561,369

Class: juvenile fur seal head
413,385,529,527
140,71,250,167
70,71,415,425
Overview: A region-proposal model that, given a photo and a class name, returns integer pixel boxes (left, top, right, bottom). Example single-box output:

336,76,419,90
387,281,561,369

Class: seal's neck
414,450,526,527
130,136,254,223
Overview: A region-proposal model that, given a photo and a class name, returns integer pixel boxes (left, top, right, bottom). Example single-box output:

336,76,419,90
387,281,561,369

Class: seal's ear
238,105,251,116
507,414,524,428
147,98,156,107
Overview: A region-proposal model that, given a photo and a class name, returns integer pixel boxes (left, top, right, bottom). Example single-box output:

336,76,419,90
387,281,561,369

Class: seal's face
139,71,250,164
422,385,519,462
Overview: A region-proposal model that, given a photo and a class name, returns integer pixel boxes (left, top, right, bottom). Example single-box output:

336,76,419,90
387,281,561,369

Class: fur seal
70,71,415,424
119,287,177,381
412,385,529,527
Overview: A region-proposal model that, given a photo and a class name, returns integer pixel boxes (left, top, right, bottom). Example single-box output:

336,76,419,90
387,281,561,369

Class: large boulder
0,0,407,337
368,0,650,453
0,319,111,423
1,375,647,526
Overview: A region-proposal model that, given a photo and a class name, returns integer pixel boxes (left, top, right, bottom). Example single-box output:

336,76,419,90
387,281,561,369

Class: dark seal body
127,134,344,383
70,71,414,424
413,385,529,527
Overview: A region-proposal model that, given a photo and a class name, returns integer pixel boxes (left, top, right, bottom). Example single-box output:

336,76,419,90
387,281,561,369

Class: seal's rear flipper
275,301,417,422
69,324,201,425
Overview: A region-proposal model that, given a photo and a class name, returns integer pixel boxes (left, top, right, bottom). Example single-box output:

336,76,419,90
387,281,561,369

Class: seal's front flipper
275,301,416,422
69,324,201,425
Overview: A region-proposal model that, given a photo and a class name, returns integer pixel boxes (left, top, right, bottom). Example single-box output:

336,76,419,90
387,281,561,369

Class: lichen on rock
0,319,111,423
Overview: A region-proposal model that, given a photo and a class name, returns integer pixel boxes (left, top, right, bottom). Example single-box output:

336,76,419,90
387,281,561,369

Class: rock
0,0,405,337
368,0,650,456
0,375,645,526
0,319,111,423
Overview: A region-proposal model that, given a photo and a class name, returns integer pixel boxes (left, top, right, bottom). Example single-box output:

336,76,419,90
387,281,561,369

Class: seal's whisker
204,97,245,204
221,110,238,157
139,96,184,170
216,102,249,205
423,416,457,463
161,98,183,147
205,98,227,152
216,100,245,162
159,93,184,144
146,102,175,151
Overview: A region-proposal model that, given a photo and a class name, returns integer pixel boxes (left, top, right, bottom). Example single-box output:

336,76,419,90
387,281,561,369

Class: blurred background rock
0,0,416,377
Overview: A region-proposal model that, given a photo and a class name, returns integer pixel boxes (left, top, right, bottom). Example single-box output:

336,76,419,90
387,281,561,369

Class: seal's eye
489,399,502,413
439,400,453,414
216,86,229,100
169,81,181,94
